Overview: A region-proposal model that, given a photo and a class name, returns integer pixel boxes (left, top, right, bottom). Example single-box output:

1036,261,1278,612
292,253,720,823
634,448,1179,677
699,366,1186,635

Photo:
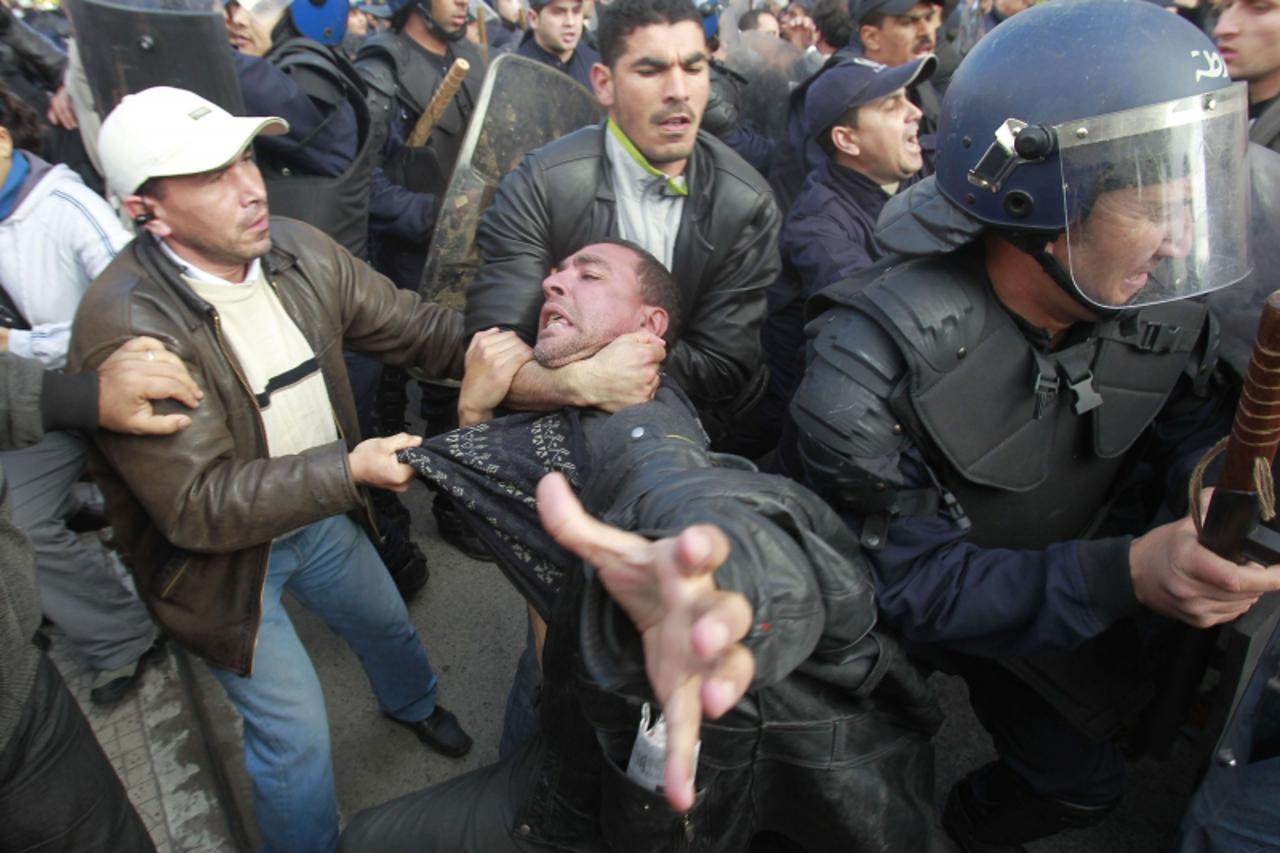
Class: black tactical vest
843,248,1208,548
356,33,484,197
260,37,375,259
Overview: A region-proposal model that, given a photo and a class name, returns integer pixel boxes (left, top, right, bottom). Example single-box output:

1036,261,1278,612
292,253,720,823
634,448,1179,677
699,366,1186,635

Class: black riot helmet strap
1002,231,1123,321
414,0,467,42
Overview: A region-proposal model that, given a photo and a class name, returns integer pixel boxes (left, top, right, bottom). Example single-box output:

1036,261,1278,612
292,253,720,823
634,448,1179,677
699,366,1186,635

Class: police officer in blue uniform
779,2,1280,848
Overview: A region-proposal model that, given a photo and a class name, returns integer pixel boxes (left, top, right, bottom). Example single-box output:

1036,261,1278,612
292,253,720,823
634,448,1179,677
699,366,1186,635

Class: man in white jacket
0,82,160,703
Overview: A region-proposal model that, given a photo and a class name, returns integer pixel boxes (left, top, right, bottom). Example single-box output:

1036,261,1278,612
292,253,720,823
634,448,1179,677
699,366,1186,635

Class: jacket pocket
598,751,726,853
154,551,192,600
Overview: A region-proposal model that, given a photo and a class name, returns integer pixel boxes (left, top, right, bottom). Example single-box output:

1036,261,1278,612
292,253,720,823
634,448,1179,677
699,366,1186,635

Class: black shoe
90,637,167,706
942,762,1115,853
387,705,473,757
384,539,429,602
432,497,493,562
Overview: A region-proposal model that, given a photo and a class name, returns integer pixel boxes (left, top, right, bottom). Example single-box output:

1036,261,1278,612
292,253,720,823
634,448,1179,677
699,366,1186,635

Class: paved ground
47,402,1221,852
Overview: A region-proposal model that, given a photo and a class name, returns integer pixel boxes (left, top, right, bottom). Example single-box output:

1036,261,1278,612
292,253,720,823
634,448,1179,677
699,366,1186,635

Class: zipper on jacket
264,277,379,537
211,308,271,677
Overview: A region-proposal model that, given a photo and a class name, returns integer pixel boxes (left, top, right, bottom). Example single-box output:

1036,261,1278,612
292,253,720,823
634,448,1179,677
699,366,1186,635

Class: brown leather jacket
68,218,464,675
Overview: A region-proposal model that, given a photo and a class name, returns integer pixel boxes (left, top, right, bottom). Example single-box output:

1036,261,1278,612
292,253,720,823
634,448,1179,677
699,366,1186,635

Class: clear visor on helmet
237,0,289,21
1056,82,1251,310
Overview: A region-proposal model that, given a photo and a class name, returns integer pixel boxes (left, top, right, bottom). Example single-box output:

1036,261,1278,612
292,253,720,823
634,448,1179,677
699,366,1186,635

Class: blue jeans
210,514,438,853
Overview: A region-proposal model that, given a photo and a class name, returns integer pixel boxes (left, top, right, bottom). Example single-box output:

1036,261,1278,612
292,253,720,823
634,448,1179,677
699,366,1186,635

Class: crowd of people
1,0,1280,850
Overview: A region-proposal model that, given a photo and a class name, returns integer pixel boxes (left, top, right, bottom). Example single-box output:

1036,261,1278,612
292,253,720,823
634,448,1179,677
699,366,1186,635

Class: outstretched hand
536,472,754,812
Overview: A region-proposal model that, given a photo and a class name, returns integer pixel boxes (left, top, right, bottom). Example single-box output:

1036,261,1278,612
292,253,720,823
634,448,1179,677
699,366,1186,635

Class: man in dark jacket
738,53,933,458
337,240,946,853
70,87,473,853
466,0,780,444
0,339,201,852
514,0,600,89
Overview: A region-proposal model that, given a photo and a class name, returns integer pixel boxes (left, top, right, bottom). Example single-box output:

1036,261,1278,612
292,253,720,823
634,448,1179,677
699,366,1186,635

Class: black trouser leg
0,653,155,852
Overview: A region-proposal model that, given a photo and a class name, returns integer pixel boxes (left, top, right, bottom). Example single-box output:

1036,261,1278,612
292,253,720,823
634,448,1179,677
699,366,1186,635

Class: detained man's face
535,243,660,367
590,20,710,177
1053,179,1194,308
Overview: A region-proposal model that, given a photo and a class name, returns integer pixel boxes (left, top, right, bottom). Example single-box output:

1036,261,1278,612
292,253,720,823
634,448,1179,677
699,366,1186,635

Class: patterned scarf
399,409,591,619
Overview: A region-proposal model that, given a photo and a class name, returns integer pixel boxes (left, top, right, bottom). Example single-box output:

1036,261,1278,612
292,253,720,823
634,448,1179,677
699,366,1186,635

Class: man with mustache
68,87,473,853
337,240,946,852
466,0,781,447
851,0,940,135
741,54,934,457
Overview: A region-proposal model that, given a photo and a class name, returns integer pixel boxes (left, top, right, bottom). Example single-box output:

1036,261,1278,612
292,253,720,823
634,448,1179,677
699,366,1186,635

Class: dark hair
816,104,859,159
738,8,774,30
0,82,44,151
811,0,852,47
597,0,703,68
595,237,685,342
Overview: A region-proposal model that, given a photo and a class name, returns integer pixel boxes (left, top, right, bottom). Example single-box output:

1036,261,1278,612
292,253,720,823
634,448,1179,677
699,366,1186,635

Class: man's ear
526,8,538,29
641,306,669,341
591,61,614,107
859,23,881,53
0,127,12,162
830,124,860,158
122,194,171,238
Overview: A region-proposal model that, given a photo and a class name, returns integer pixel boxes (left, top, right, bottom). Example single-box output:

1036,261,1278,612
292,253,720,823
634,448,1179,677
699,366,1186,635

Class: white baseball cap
98,87,289,197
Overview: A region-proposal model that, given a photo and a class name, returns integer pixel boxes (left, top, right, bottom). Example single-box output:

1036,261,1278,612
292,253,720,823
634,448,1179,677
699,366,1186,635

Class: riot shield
65,0,244,119
720,29,806,144
419,53,604,309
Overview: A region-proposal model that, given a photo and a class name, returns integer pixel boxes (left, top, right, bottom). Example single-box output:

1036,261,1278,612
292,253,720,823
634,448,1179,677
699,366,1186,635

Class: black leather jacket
466,124,781,432
516,388,946,852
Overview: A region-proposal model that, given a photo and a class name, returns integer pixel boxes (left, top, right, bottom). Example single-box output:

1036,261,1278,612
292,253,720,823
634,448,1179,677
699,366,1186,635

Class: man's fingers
1189,553,1280,597
114,336,169,355
662,676,703,814
673,525,731,578
701,644,755,719
537,472,650,566
690,593,753,661
138,372,203,409
382,432,423,452
132,413,194,435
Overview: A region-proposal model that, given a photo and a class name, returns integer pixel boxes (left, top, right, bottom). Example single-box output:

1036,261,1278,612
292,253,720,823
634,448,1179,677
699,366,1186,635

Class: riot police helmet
879,0,1251,312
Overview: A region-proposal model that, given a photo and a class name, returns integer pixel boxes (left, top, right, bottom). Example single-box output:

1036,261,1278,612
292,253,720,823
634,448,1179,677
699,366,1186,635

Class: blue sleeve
235,52,355,178
368,167,436,241
782,207,876,302
843,449,1137,658
365,104,437,241
722,124,777,177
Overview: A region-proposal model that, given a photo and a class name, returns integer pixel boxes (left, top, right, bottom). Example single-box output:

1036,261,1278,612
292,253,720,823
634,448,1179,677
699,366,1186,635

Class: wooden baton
408,57,471,148
1199,290,1280,561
